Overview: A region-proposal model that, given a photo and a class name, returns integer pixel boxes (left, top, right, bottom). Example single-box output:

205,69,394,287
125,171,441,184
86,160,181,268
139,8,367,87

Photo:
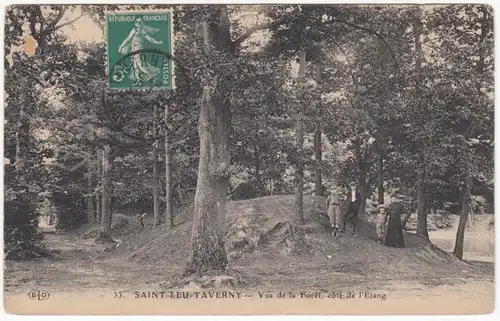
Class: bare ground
3,196,495,314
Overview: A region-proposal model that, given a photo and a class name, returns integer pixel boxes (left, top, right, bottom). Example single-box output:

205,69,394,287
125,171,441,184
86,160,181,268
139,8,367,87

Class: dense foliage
3,4,493,261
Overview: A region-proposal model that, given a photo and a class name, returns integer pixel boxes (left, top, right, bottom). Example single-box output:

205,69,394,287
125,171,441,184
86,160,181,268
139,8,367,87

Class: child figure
376,204,388,244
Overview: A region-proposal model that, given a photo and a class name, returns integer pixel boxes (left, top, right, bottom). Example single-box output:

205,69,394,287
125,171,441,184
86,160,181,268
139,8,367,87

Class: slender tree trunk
358,178,369,217
95,149,102,224
378,153,384,204
415,167,428,238
354,135,369,217
15,98,29,186
454,175,471,259
153,104,161,226
314,62,323,197
254,144,261,195
414,13,429,239
184,9,232,276
99,132,113,241
314,129,322,196
165,103,174,228
295,46,306,224
377,110,385,205
95,193,101,224
87,161,94,224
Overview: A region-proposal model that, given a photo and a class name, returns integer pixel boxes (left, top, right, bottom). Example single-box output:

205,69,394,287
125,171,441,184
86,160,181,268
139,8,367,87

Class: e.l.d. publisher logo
28,290,50,300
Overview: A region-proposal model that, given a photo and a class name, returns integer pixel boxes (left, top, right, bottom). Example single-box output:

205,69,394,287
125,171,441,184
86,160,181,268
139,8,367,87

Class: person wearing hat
376,204,388,244
342,182,361,236
383,190,406,247
326,187,342,237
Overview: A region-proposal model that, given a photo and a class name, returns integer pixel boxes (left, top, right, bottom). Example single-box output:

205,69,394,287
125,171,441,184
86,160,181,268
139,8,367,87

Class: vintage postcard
2,3,495,316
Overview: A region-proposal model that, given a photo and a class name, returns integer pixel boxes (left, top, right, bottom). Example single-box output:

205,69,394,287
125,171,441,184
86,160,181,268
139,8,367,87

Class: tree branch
233,16,401,73
40,11,87,37
53,12,88,31
54,7,67,24
232,21,274,50
331,19,400,71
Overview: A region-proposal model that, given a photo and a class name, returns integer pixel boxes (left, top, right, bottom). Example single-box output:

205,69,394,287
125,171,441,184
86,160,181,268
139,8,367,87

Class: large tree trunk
295,46,306,224
184,9,232,276
153,104,161,226
414,13,429,239
454,174,471,259
165,103,174,228
99,136,113,241
314,62,323,197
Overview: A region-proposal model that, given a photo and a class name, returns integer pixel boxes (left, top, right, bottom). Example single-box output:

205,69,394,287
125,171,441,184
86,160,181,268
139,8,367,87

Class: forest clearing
3,3,494,315
4,196,495,314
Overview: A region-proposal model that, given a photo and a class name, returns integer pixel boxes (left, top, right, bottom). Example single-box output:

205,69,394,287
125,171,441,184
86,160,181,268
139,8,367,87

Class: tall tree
447,5,493,259
184,7,233,275
413,10,429,239
295,46,306,224
314,62,323,196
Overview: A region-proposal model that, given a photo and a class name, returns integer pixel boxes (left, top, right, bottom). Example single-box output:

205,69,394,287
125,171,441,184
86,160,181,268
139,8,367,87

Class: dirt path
4,229,495,315
4,232,170,295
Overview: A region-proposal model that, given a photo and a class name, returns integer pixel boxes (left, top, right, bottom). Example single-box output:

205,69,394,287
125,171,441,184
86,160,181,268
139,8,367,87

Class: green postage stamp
106,10,174,90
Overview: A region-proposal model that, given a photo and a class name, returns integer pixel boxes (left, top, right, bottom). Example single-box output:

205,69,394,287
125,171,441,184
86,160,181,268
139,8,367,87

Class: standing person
343,182,361,236
384,191,406,248
376,204,388,244
326,188,342,237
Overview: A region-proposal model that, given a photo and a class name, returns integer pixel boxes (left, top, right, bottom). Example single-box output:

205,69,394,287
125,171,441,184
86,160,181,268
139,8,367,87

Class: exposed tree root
416,243,470,265
160,268,249,290
258,221,314,255
94,231,115,244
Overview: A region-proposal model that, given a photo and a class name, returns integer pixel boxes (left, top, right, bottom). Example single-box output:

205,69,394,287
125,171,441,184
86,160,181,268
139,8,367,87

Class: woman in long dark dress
383,192,406,248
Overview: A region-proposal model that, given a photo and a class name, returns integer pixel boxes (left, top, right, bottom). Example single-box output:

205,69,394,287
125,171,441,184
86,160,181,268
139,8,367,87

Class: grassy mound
109,196,471,283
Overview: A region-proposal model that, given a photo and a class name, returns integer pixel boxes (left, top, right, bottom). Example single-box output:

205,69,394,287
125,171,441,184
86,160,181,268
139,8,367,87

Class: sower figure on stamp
118,17,163,85
326,187,342,237
376,204,388,244
343,182,361,236
383,191,406,248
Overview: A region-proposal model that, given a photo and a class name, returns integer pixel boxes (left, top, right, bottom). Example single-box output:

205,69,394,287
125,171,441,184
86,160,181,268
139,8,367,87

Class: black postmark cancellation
109,48,184,90
103,48,193,142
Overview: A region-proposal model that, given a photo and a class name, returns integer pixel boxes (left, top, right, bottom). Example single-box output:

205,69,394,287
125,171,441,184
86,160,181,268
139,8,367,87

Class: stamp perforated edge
104,8,175,92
